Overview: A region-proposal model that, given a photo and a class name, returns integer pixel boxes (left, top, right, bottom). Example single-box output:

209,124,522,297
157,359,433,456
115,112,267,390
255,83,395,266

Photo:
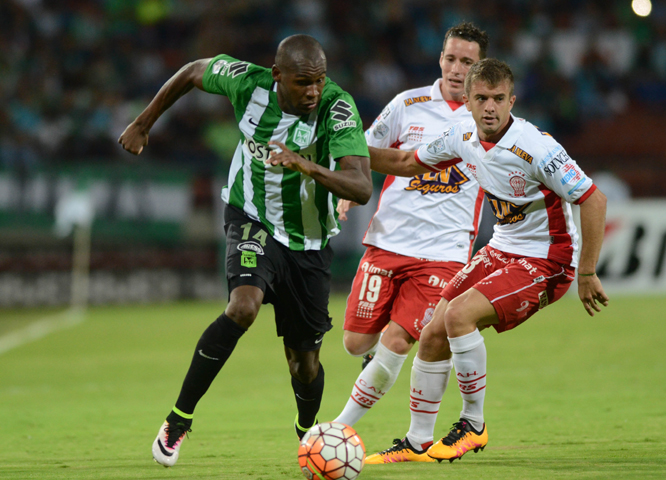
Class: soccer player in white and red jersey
367,58,609,463
332,23,489,463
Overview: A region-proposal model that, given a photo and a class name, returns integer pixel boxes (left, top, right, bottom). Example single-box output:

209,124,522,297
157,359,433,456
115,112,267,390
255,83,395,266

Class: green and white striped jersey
202,54,369,251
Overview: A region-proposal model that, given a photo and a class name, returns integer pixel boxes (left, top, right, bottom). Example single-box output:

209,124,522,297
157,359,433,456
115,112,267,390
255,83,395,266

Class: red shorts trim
344,246,464,340
441,246,575,333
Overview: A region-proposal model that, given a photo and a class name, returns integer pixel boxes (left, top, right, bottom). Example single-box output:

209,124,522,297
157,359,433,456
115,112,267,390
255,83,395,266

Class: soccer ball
298,422,365,480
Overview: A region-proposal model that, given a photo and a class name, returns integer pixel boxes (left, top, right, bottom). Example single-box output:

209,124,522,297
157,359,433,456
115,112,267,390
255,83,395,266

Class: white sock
334,342,407,427
405,355,452,450
449,329,486,432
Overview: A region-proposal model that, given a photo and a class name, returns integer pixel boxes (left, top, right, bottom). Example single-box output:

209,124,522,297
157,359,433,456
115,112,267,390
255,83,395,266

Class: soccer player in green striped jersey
119,35,372,467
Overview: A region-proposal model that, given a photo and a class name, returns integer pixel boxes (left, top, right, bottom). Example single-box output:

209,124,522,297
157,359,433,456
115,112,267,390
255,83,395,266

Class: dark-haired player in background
332,23,490,464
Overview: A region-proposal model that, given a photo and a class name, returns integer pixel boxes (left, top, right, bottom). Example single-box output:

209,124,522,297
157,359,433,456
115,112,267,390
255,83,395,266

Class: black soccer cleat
361,353,374,370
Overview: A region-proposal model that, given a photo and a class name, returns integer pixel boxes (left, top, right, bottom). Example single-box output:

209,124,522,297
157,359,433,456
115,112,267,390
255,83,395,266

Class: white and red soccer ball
298,422,365,480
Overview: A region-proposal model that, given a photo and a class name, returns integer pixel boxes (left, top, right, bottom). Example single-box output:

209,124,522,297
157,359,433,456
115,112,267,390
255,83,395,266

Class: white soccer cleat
152,420,191,467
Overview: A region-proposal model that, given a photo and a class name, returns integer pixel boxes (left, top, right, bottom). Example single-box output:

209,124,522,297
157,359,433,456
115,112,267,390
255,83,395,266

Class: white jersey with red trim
414,115,596,267
364,79,484,262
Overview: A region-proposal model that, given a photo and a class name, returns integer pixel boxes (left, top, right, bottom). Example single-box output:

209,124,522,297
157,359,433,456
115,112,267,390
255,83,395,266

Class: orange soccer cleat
365,437,436,464
427,419,488,463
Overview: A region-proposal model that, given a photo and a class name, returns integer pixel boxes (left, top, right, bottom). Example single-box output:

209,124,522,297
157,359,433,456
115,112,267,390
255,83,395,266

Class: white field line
0,308,86,356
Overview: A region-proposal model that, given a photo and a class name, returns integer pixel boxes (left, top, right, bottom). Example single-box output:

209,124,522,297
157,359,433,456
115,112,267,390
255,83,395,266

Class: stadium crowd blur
2,0,666,196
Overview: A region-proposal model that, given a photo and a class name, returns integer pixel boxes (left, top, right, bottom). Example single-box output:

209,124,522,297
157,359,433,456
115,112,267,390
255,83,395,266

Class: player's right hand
336,199,359,221
118,122,149,155
577,274,609,316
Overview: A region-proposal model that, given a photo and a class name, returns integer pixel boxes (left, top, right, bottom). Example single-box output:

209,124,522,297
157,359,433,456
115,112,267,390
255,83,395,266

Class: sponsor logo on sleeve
330,99,357,131
560,163,582,185
373,121,389,139
541,150,572,176
228,62,249,77
212,59,229,74
379,105,392,119
213,60,249,77
426,128,451,155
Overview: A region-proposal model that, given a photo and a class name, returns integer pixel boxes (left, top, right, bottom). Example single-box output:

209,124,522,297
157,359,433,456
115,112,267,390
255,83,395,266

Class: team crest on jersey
484,190,531,225
405,165,470,195
293,122,313,148
508,171,527,197
414,303,437,333
373,122,389,139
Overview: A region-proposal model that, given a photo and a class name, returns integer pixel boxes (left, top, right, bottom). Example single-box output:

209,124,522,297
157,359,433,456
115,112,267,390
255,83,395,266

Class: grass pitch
1,295,664,479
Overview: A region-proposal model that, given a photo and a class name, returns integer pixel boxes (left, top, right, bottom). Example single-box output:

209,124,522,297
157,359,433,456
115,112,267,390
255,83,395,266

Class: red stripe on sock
409,395,441,404
350,395,372,408
409,408,439,414
457,374,487,384
354,383,381,401
458,385,486,395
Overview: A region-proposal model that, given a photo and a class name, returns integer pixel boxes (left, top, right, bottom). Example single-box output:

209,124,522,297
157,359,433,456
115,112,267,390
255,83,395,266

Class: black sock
292,363,325,430
174,313,246,414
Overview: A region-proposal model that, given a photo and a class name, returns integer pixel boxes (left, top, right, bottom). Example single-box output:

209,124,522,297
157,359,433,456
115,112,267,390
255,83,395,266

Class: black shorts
224,204,334,351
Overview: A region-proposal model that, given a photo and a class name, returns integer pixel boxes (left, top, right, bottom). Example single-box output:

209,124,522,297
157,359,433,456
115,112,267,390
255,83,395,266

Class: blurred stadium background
2,0,666,308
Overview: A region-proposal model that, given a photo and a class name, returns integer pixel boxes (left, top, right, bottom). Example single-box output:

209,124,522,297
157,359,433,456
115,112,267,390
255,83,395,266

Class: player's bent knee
443,299,474,334
290,359,319,384
225,298,260,329
342,331,379,356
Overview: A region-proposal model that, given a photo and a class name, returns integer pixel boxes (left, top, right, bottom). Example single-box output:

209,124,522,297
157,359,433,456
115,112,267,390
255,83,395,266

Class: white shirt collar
469,114,524,148
430,79,445,102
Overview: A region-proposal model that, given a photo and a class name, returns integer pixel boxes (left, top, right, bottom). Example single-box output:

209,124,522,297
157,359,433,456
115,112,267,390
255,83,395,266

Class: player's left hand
577,274,609,316
266,141,313,176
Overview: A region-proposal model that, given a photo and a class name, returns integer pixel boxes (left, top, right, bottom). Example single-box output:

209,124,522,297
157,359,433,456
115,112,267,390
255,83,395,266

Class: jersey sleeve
202,54,258,104
413,124,462,172
533,144,595,204
365,96,403,148
324,92,370,160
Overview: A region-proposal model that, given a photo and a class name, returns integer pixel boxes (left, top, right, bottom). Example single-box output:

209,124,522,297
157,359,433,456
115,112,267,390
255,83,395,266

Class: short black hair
275,34,326,72
443,22,489,59
464,58,515,96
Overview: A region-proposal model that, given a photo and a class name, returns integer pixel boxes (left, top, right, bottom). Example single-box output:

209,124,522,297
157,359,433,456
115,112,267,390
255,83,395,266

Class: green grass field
1,295,664,479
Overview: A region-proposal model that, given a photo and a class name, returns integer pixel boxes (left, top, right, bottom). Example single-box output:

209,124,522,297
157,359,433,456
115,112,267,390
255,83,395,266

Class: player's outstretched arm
118,58,211,155
577,188,610,316
267,142,372,204
368,146,429,177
